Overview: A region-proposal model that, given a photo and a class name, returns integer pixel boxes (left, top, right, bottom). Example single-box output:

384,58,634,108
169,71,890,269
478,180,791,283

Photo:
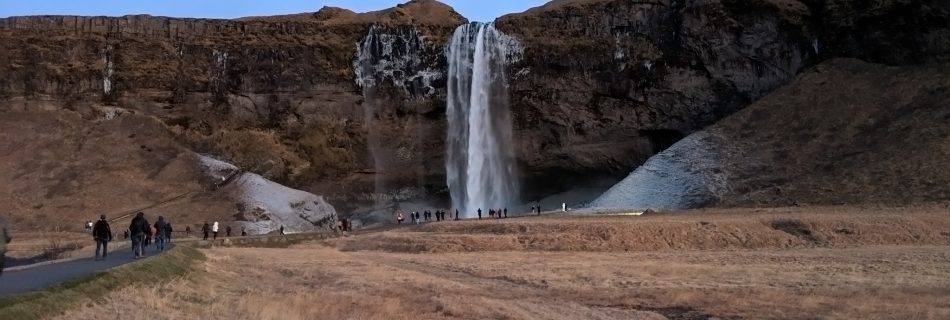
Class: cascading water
445,23,521,217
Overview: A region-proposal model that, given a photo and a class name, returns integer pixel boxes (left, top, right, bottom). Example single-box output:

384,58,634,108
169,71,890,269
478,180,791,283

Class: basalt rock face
1,0,947,218
495,0,949,200
0,0,465,213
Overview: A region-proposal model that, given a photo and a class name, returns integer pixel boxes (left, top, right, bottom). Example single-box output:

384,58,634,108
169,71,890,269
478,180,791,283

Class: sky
0,0,550,22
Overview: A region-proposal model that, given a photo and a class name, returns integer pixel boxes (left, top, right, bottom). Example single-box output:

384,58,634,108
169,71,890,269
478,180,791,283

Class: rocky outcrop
198,156,337,234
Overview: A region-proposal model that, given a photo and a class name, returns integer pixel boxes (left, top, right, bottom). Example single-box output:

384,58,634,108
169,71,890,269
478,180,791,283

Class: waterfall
445,23,521,217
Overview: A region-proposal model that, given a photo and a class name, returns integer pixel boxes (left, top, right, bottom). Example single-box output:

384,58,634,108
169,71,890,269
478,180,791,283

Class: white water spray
445,23,521,217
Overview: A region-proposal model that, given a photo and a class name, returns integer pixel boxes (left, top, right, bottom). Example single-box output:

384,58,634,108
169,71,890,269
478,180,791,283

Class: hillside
593,58,950,209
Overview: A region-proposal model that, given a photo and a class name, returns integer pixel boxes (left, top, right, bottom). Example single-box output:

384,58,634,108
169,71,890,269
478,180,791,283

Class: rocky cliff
592,58,950,209
1,0,948,223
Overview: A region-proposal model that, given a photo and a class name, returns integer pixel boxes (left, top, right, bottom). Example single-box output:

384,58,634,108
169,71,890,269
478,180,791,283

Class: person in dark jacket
128,212,149,258
166,223,173,243
202,222,210,240
226,225,232,237
153,216,169,252
92,214,112,260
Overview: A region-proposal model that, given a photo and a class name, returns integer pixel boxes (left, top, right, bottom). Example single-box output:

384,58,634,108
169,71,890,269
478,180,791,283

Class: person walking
212,221,220,240
478,208,482,219
153,216,169,252
92,214,112,260
455,209,460,221
166,222,173,243
129,212,149,258
504,208,508,218
226,225,232,237
397,211,405,224
1,217,12,276
279,225,285,235
202,222,210,240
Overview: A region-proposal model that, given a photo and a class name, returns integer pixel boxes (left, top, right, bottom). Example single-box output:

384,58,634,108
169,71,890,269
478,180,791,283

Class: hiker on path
202,222,210,240
145,223,155,250
241,227,247,236
1,217,11,276
226,225,232,237
455,209,460,221
93,214,113,260
185,226,190,237
212,221,220,240
397,211,405,224
129,212,149,258
279,225,285,235
153,216,169,252
478,208,482,219
504,208,508,218
166,223,173,243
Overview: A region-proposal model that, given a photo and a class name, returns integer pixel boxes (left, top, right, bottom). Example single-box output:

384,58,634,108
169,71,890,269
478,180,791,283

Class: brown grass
52,207,950,319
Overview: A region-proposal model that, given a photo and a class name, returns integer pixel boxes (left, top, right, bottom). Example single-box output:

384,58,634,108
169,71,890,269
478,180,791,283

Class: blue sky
0,0,549,22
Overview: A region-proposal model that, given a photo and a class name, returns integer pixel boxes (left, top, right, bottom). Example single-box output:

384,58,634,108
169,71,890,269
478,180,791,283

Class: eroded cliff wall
1,0,947,216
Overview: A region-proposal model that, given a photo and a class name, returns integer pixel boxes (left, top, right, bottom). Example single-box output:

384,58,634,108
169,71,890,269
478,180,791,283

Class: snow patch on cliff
197,155,337,235
588,131,730,210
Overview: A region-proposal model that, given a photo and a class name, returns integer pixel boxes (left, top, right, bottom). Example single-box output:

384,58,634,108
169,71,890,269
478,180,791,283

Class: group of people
477,208,508,219
91,212,174,260
396,209,458,224
199,221,252,239
395,205,546,224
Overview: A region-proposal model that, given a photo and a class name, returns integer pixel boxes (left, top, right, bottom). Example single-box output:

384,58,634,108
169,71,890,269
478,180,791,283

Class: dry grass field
54,206,950,319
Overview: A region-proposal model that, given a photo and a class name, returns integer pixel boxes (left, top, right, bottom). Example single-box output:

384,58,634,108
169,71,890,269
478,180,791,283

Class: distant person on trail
279,225,285,235
397,211,405,224
241,227,247,236
504,208,508,218
455,209,460,221
478,208,482,220
129,212,149,258
185,225,191,237
212,221,220,240
145,224,155,251
202,222,210,240
1,217,11,276
153,216,169,252
226,225,232,237
93,214,113,260
166,223,173,243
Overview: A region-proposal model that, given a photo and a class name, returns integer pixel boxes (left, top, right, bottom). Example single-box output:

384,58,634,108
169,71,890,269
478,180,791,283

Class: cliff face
495,0,949,200
1,0,947,218
0,0,465,213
